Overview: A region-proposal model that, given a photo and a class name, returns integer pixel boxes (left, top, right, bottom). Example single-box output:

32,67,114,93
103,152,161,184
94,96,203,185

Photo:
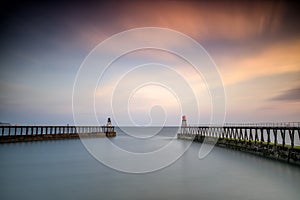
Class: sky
0,0,299,125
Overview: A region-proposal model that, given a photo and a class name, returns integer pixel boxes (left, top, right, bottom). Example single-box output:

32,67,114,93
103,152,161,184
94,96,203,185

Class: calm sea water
0,127,299,200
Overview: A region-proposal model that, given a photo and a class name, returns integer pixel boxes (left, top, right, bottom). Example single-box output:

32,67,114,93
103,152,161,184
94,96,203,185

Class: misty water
0,127,299,200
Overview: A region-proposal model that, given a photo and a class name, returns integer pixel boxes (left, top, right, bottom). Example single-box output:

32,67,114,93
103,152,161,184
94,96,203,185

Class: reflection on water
0,128,299,200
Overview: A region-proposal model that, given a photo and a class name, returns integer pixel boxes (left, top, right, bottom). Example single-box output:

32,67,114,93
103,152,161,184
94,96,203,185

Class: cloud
270,87,300,102
66,1,286,49
218,39,300,86
114,1,285,41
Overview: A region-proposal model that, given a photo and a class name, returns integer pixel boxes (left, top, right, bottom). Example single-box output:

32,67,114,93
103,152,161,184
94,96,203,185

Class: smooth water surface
0,128,299,200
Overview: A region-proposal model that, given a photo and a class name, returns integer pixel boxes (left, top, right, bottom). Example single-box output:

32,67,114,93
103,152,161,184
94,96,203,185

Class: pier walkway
0,125,116,143
177,122,300,164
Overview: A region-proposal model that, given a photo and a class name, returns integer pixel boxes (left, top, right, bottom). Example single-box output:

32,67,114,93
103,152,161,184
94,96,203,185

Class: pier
177,124,300,164
177,117,300,164
0,125,116,143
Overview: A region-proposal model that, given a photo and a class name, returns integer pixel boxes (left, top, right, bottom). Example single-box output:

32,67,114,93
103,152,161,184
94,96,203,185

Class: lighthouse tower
104,117,116,137
180,115,188,134
106,117,112,126
181,115,187,127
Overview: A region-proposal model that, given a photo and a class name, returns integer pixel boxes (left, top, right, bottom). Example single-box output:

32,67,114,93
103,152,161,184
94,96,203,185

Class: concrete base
0,132,116,143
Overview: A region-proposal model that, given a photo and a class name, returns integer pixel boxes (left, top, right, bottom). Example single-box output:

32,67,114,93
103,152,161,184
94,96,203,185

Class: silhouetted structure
0,118,116,143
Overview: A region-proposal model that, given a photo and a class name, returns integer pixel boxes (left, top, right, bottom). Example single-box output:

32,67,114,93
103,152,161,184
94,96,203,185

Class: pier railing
0,125,116,143
0,125,115,136
178,125,300,147
189,122,300,128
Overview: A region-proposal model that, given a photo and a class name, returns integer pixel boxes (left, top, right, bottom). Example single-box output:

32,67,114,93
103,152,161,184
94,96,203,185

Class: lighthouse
104,117,116,137
106,117,112,126
181,115,187,127
179,115,189,134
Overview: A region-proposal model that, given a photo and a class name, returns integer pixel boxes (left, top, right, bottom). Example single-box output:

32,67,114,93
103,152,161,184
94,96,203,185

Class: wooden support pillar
221,127,225,139
208,128,210,137
280,129,285,148
249,128,253,141
273,129,278,147
1,127,4,136
238,128,242,141
266,129,271,145
244,129,248,141
241,128,245,141
254,129,258,144
288,129,294,149
241,128,244,141
228,128,231,138
260,128,264,144
233,128,237,140
225,128,228,138
213,128,216,137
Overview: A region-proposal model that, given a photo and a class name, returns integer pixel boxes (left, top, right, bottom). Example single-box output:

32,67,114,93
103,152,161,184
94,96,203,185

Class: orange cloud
72,1,285,49
218,39,300,86
117,1,285,41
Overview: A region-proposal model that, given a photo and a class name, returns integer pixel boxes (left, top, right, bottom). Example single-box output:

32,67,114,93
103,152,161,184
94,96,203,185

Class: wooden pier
177,123,300,164
0,125,116,143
